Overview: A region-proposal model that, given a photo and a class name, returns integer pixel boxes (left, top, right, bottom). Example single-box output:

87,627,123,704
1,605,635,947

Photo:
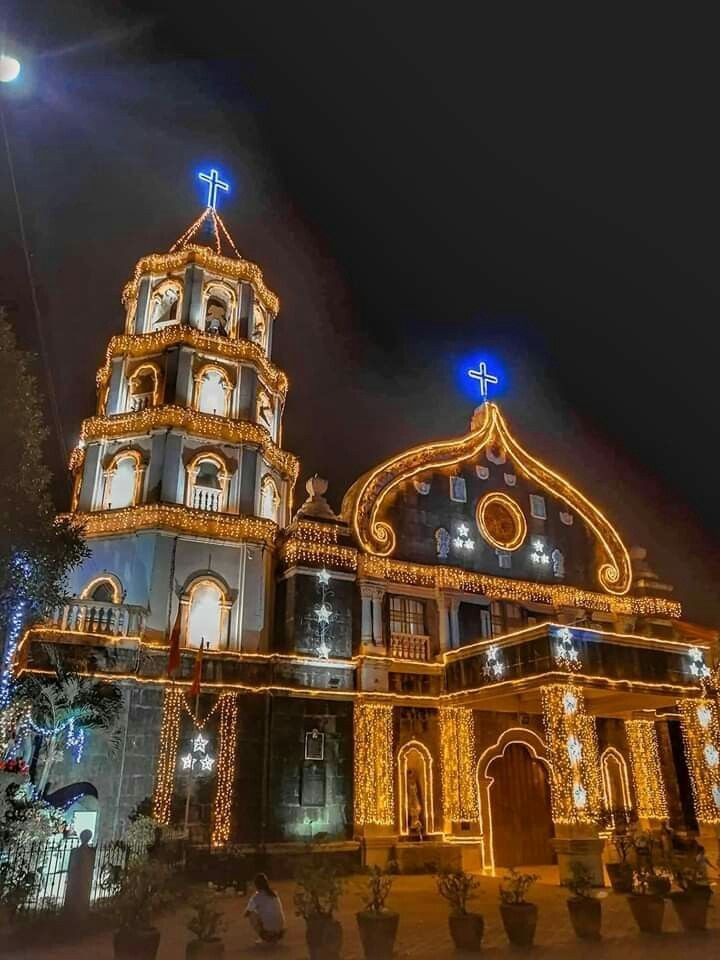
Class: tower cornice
71,406,299,481
122,245,279,315
65,503,277,546
96,328,289,397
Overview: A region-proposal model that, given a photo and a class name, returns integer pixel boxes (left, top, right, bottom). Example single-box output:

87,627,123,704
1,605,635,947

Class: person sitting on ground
244,872,286,944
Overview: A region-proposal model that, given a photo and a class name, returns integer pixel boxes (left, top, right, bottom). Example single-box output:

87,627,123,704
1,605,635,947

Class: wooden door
488,743,555,867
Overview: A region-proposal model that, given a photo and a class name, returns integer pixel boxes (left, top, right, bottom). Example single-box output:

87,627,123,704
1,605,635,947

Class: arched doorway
486,742,555,868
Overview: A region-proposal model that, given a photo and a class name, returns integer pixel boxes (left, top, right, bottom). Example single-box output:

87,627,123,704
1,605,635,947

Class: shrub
436,869,480,916
187,889,225,942
293,858,343,920
359,866,393,913
566,862,594,899
499,869,538,905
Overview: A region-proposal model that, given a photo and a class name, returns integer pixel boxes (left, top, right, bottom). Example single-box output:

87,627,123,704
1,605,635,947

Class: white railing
191,486,221,512
48,601,145,638
128,392,153,412
390,633,430,661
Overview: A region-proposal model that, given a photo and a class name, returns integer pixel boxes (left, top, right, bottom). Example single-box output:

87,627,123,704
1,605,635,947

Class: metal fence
0,837,149,914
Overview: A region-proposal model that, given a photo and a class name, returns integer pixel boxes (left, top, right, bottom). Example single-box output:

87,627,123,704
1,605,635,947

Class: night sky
2,4,719,623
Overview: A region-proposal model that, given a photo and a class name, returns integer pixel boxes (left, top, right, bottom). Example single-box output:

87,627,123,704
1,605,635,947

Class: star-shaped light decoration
573,783,588,809
452,537,464,550
316,603,331,624
563,691,578,714
181,753,194,770
199,754,215,773
317,639,331,660
464,539,475,551
192,733,208,755
697,705,712,729
317,569,331,586
704,743,720,769
567,735,583,765
457,523,469,538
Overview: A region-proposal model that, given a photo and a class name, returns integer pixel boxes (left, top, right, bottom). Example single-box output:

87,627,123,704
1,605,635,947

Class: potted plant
186,889,225,959
356,866,399,960
498,869,539,948
113,860,172,960
605,824,635,893
669,858,713,932
436,868,483,951
565,861,603,940
626,865,665,934
293,859,344,960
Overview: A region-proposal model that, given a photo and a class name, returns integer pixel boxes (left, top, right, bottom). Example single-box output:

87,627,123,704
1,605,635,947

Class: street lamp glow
0,55,21,83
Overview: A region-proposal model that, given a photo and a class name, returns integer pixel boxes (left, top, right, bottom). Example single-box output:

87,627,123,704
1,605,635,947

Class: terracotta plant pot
356,910,399,960
606,862,633,894
627,894,664,934
305,914,343,960
567,897,601,940
670,889,712,932
499,902,538,948
113,926,161,960
448,912,484,951
186,939,225,959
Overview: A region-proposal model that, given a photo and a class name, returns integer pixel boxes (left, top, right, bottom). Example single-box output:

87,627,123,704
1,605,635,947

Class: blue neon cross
468,361,499,401
198,168,229,210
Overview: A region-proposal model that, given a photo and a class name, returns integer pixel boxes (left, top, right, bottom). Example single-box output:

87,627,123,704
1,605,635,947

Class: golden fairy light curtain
678,698,720,825
152,686,183,824
541,684,601,825
353,702,394,826
625,718,669,821
212,693,239,845
438,706,478,822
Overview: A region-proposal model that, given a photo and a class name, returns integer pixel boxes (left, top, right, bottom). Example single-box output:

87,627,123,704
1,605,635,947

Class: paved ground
6,868,719,958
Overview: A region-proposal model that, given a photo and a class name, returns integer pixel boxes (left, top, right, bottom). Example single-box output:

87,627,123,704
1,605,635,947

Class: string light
438,706,478,821
678,699,720,824
95,326,287,399
483,645,504,679
152,686,183,824
65,504,277,546
541,684,601,824
122,247,279,315
75,406,298,480
212,693,238,846
350,402,632,595
625,718,669,821
353,702,394,826
358,556,681,618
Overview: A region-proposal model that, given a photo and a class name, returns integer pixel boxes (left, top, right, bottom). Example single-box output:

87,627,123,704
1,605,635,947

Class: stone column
437,706,482,870
371,586,385,648
436,593,451,652
359,586,374,648
541,685,604,885
449,599,461,650
624,715,669,829
354,702,396,867
678,698,720,867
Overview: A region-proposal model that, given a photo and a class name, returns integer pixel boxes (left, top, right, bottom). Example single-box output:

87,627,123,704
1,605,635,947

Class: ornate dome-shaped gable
343,402,631,596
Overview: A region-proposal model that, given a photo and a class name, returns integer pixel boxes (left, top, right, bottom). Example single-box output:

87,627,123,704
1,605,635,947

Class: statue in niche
256,389,273,429
251,303,266,347
205,299,228,336
435,527,450,560
407,768,424,839
150,286,179,328
551,548,565,579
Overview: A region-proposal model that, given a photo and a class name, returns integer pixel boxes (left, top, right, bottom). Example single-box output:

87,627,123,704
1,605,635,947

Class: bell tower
66,179,298,653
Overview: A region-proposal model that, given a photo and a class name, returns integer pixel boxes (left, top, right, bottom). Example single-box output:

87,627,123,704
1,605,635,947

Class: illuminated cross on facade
467,361,499,401
198,168,229,210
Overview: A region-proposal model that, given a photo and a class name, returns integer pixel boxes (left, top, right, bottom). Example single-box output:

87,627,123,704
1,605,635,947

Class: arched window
202,284,235,337
104,452,142,510
600,747,632,826
148,281,181,330
186,579,226,650
80,575,122,605
259,474,280,522
397,741,435,836
187,454,227,513
127,364,160,412
195,366,231,417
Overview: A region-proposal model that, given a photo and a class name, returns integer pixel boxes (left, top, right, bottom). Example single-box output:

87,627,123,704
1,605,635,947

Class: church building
17,180,720,879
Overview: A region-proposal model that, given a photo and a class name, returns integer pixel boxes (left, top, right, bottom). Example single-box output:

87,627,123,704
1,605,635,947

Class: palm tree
11,658,122,795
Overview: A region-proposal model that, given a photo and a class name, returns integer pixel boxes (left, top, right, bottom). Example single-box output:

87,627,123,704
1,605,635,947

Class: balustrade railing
128,392,153,412
390,632,430,661
48,600,145,638
191,485,221,512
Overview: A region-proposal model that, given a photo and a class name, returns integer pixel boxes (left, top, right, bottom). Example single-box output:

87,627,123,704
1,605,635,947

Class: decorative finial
198,168,230,211
467,360,498,402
